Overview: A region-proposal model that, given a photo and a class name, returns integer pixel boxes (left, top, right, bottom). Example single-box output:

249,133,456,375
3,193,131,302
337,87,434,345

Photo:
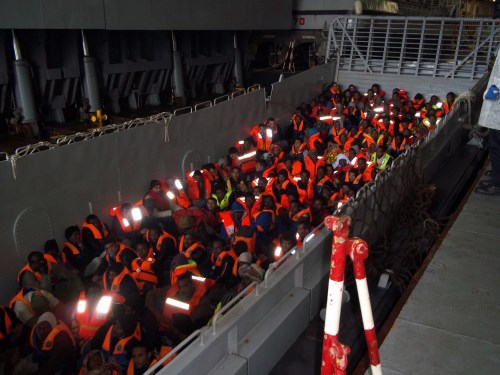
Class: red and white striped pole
321,216,351,375
350,239,382,375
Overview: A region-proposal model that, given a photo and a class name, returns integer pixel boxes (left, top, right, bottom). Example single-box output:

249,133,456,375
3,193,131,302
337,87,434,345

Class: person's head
131,342,153,369
358,157,367,172
296,221,310,238
349,169,358,181
36,312,56,341
284,156,293,171
313,197,326,212
85,282,103,305
28,251,47,273
341,183,351,195
120,203,133,219
280,230,297,253
272,144,281,157
348,147,357,160
192,170,203,183
325,164,334,177
394,134,404,147
65,225,80,243
446,92,455,103
294,138,303,149
103,237,119,258
86,214,100,227
211,239,226,259
44,239,59,257
321,186,332,201
206,197,218,212
257,177,268,190
262,195,275,210
177,273,195,301
244,193,256,209
107,263,124,283
182,232,196,250
147,226,161,244
149,180,161,193
135,240,150,260
289,200,300,215
316,166,326,180
368,142,377,154
300,170,310,182
278,169,288,183
214,185,227,201
228,147,239,160
231,167,241,181
376,146,387,159
258,124,267,137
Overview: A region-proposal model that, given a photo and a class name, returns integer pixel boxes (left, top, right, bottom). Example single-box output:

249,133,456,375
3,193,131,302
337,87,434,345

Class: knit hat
150,179,161,190
37,312,57,329
238,252,252,264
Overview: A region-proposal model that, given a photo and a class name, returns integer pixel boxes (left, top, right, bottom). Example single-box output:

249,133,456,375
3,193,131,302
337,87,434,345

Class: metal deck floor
370,167,500,375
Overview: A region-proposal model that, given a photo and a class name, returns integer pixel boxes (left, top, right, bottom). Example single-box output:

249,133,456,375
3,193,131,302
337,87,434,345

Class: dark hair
44,239,59,254
64,225,80,240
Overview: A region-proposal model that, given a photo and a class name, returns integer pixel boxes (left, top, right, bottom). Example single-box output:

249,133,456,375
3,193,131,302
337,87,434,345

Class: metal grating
326,16,500,79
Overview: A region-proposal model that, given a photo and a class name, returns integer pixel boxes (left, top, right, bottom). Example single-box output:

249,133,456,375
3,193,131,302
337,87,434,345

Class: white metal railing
326,16,500,79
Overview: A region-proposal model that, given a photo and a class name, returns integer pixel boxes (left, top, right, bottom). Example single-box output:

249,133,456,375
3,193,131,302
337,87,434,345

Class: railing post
322,215,382,375
321,216,351,375
349,239,381,375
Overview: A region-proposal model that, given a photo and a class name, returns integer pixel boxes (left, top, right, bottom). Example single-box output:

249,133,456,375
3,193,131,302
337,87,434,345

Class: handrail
194,101,212,111
211,281,257,335
214,94,230,105
144,329,202,375
230,89,246,99
173,106,193,116
247,84,261,92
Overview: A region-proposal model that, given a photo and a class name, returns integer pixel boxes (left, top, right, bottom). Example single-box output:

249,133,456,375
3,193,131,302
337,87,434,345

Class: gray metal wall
268,63,336,120
0,64,335,304
0,89,266,304
0,0,292,30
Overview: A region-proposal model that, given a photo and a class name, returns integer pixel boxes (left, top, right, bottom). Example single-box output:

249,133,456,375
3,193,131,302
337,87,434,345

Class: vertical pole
322,216,351,375
11,30,40,137
81,30,102,113
172,31,186,106
350,239,382,375
233,34,244,89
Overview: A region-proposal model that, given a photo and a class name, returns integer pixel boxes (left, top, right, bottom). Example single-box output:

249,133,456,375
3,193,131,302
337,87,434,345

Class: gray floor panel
379,320,500,375
378,169,500,374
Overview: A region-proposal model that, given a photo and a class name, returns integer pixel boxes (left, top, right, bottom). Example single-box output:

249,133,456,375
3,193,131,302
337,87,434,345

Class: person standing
476,49,500,195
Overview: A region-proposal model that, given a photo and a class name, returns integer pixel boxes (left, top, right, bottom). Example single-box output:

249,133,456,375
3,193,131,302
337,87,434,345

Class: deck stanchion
321,215,382,375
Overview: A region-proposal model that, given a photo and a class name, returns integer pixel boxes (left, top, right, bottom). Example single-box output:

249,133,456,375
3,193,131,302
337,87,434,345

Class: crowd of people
0,82,457,374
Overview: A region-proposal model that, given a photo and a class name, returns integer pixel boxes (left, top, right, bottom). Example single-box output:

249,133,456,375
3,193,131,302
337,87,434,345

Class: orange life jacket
185,171,212,201
102,323,141,355
178,235,206,259
103,268,138,294
17,254,55,285
290,207,312,223
75,291,112,340
163,279,213,323
9,288,43,315
30,321,75,351
170,262,202,286
109,207,142,233
82,221,109,240
0,306,13,341
131,256,158,291
146,230,177,253
391,138,407,152
214,249,239,277
291,114,304,132
61,242,80,265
